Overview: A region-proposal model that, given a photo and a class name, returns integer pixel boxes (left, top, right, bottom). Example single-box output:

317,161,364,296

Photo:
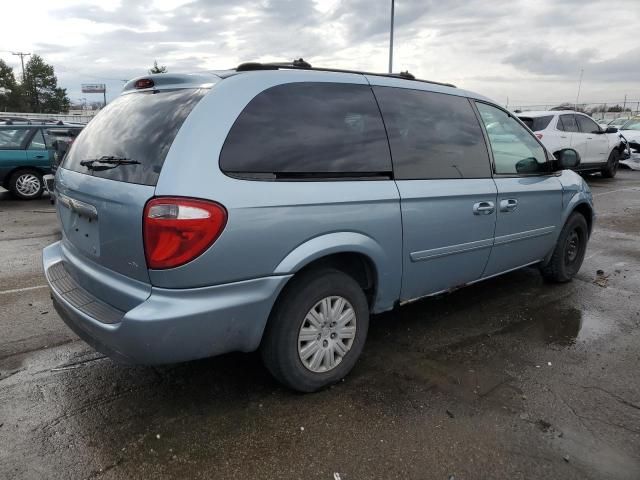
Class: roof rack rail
235,58,455,88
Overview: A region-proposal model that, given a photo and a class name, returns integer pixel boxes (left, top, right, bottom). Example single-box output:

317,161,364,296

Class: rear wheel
540,212,588,283
601,149,620,178
9,169,44,200
261,268,369,392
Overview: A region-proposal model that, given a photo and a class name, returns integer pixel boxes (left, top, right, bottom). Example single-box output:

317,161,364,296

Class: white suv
517,110,627,178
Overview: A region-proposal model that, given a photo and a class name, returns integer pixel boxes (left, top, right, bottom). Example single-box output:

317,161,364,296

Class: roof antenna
292,58,311,68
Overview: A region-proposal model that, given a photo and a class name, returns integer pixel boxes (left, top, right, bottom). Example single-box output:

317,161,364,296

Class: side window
373,87,491,179
558,114,579,133
476,103,548,175
0,129,29,149
575,115,601,134
28,129,46,149
220,82,392,178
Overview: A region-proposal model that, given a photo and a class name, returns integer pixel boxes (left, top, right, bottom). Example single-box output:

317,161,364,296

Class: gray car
43,61,594,392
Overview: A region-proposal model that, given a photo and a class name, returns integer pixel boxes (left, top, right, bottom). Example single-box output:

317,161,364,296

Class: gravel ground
1,171,639,480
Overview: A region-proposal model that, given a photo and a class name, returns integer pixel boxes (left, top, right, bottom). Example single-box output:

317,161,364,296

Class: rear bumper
43,241,291,365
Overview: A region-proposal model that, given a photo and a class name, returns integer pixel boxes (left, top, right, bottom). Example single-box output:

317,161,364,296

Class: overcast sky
1,0,639,108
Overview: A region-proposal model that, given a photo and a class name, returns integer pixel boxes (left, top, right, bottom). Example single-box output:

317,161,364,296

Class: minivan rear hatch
56,86,208,297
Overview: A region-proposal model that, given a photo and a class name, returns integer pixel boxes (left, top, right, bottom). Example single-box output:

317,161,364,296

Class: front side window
476,103,548,175
0,129,29,149
373,87,490,179
220,82,392,179
28,129,46,149
558,114,579,133
575,115,601,134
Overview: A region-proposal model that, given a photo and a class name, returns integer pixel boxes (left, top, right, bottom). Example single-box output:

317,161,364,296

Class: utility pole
622,94,627,112
388,0,395,73
11,52,31,83
575,68,583,111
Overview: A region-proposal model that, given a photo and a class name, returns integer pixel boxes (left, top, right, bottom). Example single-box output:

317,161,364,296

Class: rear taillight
143,197,227,270
535,133,543,139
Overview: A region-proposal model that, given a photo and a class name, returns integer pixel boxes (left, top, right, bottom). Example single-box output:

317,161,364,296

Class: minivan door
475,102,563,277
373,86,497,301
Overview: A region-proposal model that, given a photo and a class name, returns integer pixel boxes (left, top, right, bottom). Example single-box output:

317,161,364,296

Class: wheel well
572,203,593,236
6,166,46,183
292,252,377,307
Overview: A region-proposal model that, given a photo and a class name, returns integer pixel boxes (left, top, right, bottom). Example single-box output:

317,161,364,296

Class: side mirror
605,126,618,134
553,148,580,170
515,157,541,174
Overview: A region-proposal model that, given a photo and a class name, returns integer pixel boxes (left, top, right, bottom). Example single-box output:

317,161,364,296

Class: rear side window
63,89,205,185
575,115,601,134
220,83,392,179
558,114,579,132
373,87,491,179
0,129,29,149
518,116,553,132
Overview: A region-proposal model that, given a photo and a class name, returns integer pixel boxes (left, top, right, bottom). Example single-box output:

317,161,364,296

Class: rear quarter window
219,82,392,179
62,89,205,185
518,116,553,132
0,129,30,149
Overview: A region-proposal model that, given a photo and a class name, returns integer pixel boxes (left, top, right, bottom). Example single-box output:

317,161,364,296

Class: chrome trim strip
410,237,494,262
57,193,98,219
493,226,555,246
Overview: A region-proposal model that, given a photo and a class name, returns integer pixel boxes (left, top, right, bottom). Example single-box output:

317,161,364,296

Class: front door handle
499,199,518,212
473,201,495,215
35,155,45,159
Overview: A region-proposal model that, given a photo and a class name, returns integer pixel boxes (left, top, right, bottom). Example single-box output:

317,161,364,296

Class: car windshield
620,119,640,130
610,118,628,127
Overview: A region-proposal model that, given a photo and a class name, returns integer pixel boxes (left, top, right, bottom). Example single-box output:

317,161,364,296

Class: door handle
473,201,495,215
35,155,45,159
560,136,567,139
499,199,518,212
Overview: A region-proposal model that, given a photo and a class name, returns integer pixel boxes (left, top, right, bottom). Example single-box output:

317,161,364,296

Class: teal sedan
0,124,82,199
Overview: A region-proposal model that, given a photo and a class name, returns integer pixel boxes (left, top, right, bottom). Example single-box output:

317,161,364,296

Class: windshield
62,88,206,185
620,119,640,130
609,118,629,127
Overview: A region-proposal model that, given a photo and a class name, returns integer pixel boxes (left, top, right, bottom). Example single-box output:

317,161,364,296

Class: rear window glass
0,128,29,149
219,82,392,179
373,87,491,179
518,116,553,132
63,89,205,185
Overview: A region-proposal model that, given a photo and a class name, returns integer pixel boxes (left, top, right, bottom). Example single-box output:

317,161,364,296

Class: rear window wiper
80,156,141,171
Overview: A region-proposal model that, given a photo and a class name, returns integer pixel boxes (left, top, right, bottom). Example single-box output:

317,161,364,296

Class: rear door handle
499,199,518,212
35,155,45,159
473,201,495,215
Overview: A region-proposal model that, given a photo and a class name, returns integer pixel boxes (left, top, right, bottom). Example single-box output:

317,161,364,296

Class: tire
540,212,589,283
261,268,370,392
601,149,620,178
9,169,44,200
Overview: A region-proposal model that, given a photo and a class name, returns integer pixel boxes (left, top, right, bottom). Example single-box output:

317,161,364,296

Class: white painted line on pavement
0,284,48,295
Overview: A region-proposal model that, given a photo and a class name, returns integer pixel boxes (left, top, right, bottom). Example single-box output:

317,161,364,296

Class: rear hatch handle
58,193,98,220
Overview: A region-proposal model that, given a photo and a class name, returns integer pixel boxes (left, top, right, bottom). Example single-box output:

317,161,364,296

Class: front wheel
261,269,369,392
9,169,44,200
540,212,589,283
601,149,620,178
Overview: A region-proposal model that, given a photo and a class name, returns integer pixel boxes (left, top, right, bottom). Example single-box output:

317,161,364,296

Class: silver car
43,61,594,392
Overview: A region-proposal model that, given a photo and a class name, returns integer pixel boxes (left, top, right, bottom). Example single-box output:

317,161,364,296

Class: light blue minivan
43,61,594,391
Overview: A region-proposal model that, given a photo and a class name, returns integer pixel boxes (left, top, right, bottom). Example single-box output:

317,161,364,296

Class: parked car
618,117,640,170
517,110,627,178
607,117,632,129
43,63,594,392
0,123,83,199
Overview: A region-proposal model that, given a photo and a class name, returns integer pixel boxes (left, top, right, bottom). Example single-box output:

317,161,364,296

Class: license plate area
58,194,100,257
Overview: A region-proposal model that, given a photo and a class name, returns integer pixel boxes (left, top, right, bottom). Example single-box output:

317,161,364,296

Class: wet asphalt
0,171,639,480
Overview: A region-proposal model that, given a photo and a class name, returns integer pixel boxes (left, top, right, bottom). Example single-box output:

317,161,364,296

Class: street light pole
388,0,395,73
575,68,583,111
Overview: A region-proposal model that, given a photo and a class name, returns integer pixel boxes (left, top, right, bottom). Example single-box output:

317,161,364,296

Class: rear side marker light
143,197,227,270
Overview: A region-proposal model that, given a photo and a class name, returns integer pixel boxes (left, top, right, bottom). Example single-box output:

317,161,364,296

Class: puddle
511,306,614,346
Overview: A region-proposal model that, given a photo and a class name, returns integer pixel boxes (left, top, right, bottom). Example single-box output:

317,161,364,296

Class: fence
509,100,640,121
1,110,98,124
